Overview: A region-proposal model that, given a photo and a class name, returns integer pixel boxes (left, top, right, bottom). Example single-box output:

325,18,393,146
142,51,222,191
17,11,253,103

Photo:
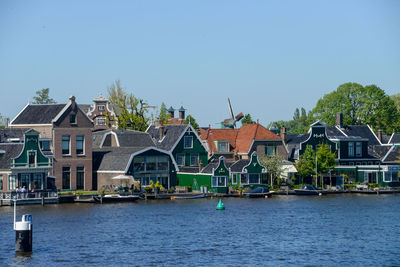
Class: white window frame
190,153,199,166
98,105,105,111
184,136,193,149
176,154,185,166
212,176,227,187
97,118,106,125
8,175,16,191
217,141,229,153
76,136,85,155
348,142,354,157
356,142,362,157
62,135,71,155
248,173,261,184
28,150,37,167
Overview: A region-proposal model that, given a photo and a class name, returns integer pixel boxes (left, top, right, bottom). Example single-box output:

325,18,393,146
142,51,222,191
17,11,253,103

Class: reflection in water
1,195,400,266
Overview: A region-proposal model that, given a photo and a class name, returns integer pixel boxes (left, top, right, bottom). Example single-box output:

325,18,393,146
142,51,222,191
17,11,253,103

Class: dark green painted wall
172,130,208,167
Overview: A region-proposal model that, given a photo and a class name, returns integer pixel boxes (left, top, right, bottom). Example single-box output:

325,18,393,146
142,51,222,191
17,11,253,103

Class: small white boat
170,193,205,200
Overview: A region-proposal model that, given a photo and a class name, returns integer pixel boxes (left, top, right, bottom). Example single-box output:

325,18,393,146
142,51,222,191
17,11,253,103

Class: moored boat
243,186,272,198
93,194,140,203
295,185,327,195
170,193,205,200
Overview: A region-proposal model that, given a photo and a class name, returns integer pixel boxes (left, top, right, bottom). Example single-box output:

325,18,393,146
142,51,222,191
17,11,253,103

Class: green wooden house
146,124,208,171
229,151,267,188
177,156,231,193
10,129,53,190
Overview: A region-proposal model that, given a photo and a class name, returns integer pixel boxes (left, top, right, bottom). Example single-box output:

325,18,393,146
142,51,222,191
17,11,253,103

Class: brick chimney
377,129,382,143
168,106,175,118
179,106,185,120
336,112,343,128
70,96,76,110
159,121,165,140
280,125,286,142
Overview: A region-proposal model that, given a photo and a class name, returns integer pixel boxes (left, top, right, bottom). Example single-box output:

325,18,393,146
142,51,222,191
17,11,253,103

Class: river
1,194,400,266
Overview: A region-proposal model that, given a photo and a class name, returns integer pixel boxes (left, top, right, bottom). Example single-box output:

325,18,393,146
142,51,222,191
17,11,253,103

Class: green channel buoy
216,199,225,210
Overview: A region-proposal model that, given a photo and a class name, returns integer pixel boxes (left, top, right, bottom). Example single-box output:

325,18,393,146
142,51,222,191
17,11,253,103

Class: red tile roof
200,123,281,154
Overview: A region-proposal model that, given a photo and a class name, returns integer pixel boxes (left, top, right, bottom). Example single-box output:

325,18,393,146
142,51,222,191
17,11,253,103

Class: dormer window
70,114,77,124
184,136,193,149
98,105,105,111
356,142,362,157
217,141,229,153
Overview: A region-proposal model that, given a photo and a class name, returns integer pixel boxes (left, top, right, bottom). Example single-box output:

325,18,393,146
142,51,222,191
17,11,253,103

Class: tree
158,102,170,125
0,113,6,128
241,114,255,125
310,83,400,133
295,145,316,182
391,93,400,113
184,115,199,130
274,107,311,134
107,80,150,131
259,154,285,187
316,143,336,183
32,88,56,104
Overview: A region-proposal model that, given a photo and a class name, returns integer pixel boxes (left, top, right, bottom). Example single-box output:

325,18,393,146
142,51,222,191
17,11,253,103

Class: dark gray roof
146,125,187,151
178,166,202,173
93,147,148,172
230,159,250,173
201,158,234,174
389,134,400,144
79,104,92,114
11,104,66,124
115,130,155,147
381,134,392,145
335,125,380,146
0,128,25,143
368,145,390,160
382,146,400,163
0,143,23,170
92,130,107,149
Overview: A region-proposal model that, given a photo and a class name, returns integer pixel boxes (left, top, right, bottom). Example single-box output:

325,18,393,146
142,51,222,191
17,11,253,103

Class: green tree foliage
32,88,56,104
316,143,336,176
391,93,400,113
241,114,256,125
184,115,199,130
310,83,400,133
274,107,311,133
259,154,285,186
107,80,150,131
158,102,170,124
295,145,316,178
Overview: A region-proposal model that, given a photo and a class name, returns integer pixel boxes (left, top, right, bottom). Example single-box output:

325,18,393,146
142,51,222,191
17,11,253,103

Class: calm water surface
1,194,400,266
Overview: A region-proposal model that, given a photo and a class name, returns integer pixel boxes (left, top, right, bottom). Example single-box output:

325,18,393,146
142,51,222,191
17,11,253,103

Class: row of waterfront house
1,95,400,193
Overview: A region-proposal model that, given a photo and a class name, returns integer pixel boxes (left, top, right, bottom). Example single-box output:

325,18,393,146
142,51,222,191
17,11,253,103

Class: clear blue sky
1,0,399,127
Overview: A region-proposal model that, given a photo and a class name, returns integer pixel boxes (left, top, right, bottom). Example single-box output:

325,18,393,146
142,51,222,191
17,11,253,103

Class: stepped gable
11,104,66,124
236,123,280,153
0,143,23,169
146,124,187,151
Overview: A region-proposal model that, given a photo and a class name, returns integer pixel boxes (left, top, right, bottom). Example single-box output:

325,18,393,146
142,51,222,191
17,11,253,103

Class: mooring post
14,197,33,253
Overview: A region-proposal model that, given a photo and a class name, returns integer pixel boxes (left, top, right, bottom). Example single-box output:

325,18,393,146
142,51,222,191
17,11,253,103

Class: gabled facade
230,151,267,187
52,96,94,190
93,129,178,190
200,122,286,160
87,94,118,131
146,124,208,171
285,114,400,187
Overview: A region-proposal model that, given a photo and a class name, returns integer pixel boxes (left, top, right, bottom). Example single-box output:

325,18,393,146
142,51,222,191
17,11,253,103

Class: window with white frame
33,173,42,190
62,135,70,155
265,144,276,156
190,153,199,166
176,154,185,166
348,142,354,157
76,136,84,155
240,173,247,184
28,151,36,166
184,136,193,149
8,175,16,190
232,173,238,184
384,172,392,182
356,142,362,157
212,176,227,187
217,141,229,153
97,118,106,125
98,105,105,111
